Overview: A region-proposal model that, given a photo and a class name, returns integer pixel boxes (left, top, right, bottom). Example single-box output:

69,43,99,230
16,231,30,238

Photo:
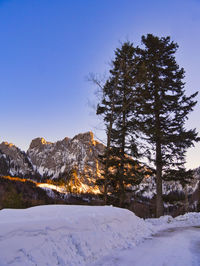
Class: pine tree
137,34,199,217
96,42,144,207
110,42,143,207
96,78,118,204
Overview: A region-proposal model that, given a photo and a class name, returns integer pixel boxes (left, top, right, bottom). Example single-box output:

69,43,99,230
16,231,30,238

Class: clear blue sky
0,0,199,169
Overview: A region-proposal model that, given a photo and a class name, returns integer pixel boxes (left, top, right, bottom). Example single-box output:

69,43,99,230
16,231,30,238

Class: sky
0,0,199,169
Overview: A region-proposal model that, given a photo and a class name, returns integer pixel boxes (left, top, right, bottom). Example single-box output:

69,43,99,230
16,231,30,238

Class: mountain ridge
0,131,199,216
0,131,104,186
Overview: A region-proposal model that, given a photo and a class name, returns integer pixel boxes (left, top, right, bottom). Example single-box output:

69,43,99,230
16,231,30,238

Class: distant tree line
94,34,199,217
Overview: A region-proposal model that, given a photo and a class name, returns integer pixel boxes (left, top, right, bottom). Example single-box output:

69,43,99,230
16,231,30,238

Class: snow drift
0,205,152,266
0,205,199,266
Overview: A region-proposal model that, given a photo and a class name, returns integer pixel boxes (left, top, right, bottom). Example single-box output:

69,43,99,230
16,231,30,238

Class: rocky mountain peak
0,142,19,157
61,137,70,143
29,137,52,149
0,141,15,149
72,131,97,146
0,132,105,190
26,131,104,181
0,141,35,178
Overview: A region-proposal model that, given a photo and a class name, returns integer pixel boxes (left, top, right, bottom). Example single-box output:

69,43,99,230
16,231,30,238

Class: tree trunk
103,147,109,205
103,97,115,204
119,92,126,208
156,132,163,217
156,162,163,216
184,185,189,213
103,161,108,204
197,181,200,212
119,153,125,207
155,86,164,218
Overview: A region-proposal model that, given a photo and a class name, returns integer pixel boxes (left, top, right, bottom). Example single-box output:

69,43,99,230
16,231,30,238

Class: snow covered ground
92,226,200,266
0,205,199,266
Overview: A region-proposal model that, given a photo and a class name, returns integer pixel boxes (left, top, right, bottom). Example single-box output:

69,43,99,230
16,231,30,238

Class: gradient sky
0,0,199,169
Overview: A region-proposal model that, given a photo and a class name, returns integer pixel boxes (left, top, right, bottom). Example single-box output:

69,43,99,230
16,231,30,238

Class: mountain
0,142,35,178
0,132,104,191
129,170,200,217
27,132,104,180
0,131,199,217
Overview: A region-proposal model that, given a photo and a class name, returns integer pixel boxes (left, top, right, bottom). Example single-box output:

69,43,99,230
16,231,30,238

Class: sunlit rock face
2,132,199,201
0,150,10,176
0,142,35,177
29,138,53,149
27,132,104,185
0,132,104,188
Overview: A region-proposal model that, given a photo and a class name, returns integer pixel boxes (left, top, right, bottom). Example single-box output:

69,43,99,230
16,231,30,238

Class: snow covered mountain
0,142,35,178
133,170,200,200
0,132,199,216
0,132,104,188
27,131,104,180
0,132,199,203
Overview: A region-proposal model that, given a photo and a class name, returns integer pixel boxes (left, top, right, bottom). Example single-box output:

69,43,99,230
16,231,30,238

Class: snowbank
0,205,199,266
0,205,152,266
146,212,200,232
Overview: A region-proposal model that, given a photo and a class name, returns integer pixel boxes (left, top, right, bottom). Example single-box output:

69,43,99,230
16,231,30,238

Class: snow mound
0,205,153,266
146,212,200,232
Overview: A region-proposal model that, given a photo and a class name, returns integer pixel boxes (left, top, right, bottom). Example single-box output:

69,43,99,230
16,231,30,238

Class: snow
38,181,101,195
146,212,200,232
134,175,199,200
0,205,199,266
92,226,200,266
37,183,67,193
0,205,152,266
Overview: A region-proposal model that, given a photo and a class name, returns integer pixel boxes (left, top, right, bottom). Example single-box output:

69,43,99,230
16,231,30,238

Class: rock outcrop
0,132,104,189
27,132,104,185
0,142,35,178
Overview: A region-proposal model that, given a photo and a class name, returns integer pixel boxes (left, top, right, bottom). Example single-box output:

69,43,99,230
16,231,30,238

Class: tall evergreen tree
96,42,144,207
96,78,118,204
137,34,199,217
110,42,143,207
